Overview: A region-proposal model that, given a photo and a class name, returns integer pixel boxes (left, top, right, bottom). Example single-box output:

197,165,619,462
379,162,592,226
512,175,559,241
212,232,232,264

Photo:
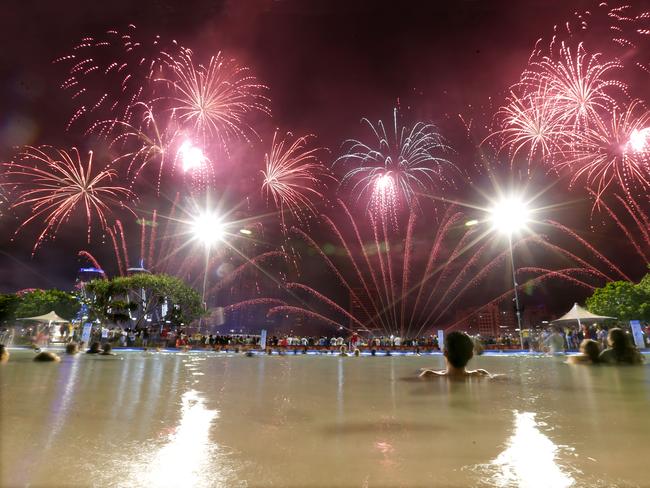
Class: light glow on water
132,389,219,488
490,411,574,488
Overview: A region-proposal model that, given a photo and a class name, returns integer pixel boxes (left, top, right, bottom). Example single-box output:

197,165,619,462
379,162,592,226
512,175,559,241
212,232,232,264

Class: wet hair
34,351,61,362
87,342,101,354
444,332,474,368
0,344,8,362
101,343,112,354
607,328,640,364
579,339,600,363
65,342,79,354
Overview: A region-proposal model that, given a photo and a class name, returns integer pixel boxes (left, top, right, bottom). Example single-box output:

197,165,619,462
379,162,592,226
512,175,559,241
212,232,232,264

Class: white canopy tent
551,303,615,327
16,311,69,323
16,311,71,342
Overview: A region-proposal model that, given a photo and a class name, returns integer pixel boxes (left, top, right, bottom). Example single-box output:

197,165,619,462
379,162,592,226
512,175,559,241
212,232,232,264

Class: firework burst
55,25,178,130
562,100,650,198
157,48,270,147
523,42,624,129
489,83,566,165
90,102,179,192
336,108,457,221
2,146,134,253
261,131,331,228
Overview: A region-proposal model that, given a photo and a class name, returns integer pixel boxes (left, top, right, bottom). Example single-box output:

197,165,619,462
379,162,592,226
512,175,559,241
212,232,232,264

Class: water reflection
129,389,219,488
489,411,574,488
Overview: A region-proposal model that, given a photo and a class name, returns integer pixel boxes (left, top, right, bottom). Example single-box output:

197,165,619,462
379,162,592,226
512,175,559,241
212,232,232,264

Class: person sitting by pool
567,339,600,365
419,331,492,378
0,344,9,363
100,343,116,356
86,342,102,354
34,351,61,362
598,328,643,365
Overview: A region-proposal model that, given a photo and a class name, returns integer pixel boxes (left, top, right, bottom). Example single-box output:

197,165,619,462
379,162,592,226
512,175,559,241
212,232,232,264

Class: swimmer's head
444,332,474,368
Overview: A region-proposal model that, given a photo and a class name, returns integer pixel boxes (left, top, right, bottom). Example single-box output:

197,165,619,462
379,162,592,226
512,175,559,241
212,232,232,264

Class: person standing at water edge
419,331,493,378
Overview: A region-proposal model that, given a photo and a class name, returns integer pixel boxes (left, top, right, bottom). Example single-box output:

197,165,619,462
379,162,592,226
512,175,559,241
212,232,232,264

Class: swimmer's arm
467,368,502,378
418,368,446,377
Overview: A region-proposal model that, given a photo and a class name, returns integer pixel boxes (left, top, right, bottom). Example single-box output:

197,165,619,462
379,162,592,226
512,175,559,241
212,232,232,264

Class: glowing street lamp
488,196,531,349
191,211,225,247
189,209,227,333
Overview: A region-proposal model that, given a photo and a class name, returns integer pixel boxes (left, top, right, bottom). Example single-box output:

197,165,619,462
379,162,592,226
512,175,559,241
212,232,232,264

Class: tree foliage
0,294,21,324
586,271,650,322
85,273,205,328
13,289,80,321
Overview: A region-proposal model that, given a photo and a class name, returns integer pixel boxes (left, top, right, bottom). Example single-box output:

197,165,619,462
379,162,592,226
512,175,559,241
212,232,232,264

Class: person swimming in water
567,339,601,364
598,328,643,365
419,331,492,378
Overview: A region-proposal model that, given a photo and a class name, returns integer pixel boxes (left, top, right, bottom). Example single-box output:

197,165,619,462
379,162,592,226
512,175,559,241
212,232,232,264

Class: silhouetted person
87,342,101,354
420,331,492,378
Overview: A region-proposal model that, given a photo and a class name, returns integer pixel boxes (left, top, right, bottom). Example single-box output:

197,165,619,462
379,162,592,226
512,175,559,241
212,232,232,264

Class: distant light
79,267,105,274
465,219,479,227
488,197,530,235
239,228,252,235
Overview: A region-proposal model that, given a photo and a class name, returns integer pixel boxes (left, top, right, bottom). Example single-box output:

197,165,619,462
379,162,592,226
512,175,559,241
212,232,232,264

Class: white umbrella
16,311,69,323
551,303,615,328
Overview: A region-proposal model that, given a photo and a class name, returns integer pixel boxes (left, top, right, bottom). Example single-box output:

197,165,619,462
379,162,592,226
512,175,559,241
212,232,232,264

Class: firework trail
55,25,179,130
336,108,458,222
2,146,134,254
156,47,270,147
587,190,650,265
275,199,632,337
261,131,331,229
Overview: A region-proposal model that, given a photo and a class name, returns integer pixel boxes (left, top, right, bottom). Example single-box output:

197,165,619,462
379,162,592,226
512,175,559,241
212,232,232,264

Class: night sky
0,0,646,305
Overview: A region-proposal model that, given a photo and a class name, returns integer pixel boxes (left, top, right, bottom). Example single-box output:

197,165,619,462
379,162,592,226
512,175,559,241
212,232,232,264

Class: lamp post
488,197,530,350
190,211,226,333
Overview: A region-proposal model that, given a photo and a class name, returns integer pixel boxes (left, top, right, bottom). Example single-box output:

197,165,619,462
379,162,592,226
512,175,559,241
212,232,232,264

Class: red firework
2,146,134,253
156,47,270,147
261,131,331,229
562,100,650,199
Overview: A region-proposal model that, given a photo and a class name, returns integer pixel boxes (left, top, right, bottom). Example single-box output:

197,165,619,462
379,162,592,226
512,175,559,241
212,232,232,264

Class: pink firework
55,25,178,130
2,146,134,253
523,42,624,129
91,102,179,192
562,100,650,198
261,131,331,228
336,108,457,220
489,83,566,164
157,48,270,147
279,200,603,338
